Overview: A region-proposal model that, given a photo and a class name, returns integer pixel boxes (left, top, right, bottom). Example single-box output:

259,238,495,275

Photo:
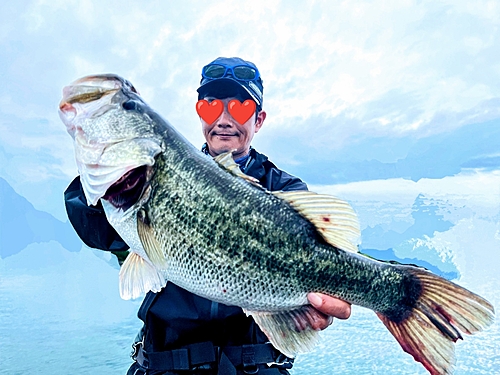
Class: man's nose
215,106,233,126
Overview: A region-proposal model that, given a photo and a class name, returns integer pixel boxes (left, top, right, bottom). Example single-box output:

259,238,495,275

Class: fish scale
144,149,415,314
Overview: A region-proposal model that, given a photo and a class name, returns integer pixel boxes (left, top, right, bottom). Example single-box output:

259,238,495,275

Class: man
64,57,351,375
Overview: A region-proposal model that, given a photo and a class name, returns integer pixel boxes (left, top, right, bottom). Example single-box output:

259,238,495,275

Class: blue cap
197,57,264,110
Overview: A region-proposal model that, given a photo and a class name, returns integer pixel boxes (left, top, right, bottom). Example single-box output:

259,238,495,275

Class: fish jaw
71,113,163,206
75,136,162,206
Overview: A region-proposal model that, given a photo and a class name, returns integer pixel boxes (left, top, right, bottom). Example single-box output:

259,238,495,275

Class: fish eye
122,100,143,112
122,100,137,111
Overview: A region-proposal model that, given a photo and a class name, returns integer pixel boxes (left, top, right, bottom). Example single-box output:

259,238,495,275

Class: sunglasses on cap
202,63,260,81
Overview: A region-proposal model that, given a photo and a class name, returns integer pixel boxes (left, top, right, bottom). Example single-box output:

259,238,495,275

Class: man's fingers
309,311,333,331
292,294,352,332
308,293,352,320
292,307,332,331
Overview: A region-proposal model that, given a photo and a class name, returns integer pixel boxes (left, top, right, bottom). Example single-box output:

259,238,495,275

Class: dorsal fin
213,151,262,187
273,191,361,253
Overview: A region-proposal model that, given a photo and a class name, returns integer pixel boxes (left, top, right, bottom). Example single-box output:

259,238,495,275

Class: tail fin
377,268,495,375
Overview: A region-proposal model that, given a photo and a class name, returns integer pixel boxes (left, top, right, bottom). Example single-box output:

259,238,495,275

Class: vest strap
132,341,292,374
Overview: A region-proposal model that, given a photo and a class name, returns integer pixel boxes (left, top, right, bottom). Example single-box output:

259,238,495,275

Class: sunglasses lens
233,66,257,80
203,65,226,78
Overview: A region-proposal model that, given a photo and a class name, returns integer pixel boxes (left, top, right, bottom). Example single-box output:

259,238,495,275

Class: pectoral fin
119,252,166,300
273,191,361,253
137,208,168,269
244,306,322,358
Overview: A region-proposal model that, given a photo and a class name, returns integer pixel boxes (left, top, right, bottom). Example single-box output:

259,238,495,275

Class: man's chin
213,148,235,157
209,141,239,155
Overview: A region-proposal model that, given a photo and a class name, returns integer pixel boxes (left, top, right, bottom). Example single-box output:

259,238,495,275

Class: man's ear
254,110,266,133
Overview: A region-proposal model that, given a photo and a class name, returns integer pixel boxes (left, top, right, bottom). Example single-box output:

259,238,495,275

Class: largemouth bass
59,74,494,375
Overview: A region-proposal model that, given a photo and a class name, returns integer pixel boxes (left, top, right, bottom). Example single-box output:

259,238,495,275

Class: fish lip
68,74,126,90
59,86,118,107
59,74,136,106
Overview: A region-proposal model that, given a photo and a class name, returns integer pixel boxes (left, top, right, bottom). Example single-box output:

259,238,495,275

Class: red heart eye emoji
196,100,223,124
228,100,256,125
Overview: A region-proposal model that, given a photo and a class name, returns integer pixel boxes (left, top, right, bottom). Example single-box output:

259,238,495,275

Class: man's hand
305,293,351,331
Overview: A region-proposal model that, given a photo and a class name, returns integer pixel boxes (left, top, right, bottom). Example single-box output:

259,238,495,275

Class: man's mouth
213,132,238,137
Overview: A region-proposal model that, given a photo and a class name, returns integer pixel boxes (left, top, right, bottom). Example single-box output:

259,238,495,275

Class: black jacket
64,148,307,372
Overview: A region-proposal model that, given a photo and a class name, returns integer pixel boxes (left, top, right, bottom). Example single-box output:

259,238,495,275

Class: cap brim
197,78,261,106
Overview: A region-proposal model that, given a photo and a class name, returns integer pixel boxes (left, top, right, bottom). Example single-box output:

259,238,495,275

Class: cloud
254,117,500,186
1,0,499,218
311,169,500,224
5,0,500,133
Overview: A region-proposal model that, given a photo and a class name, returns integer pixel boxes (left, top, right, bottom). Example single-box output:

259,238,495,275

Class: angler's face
201,97,266,159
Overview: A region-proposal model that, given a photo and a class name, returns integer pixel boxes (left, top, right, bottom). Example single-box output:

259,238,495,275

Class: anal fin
245,305,322,358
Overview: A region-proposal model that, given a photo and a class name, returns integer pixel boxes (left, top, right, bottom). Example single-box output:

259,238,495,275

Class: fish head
59,74,164,208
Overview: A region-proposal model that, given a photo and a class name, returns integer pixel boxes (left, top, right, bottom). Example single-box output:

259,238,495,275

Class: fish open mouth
103,165,150,211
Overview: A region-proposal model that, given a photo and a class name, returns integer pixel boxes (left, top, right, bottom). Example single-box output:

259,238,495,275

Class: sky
0,0,499,220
